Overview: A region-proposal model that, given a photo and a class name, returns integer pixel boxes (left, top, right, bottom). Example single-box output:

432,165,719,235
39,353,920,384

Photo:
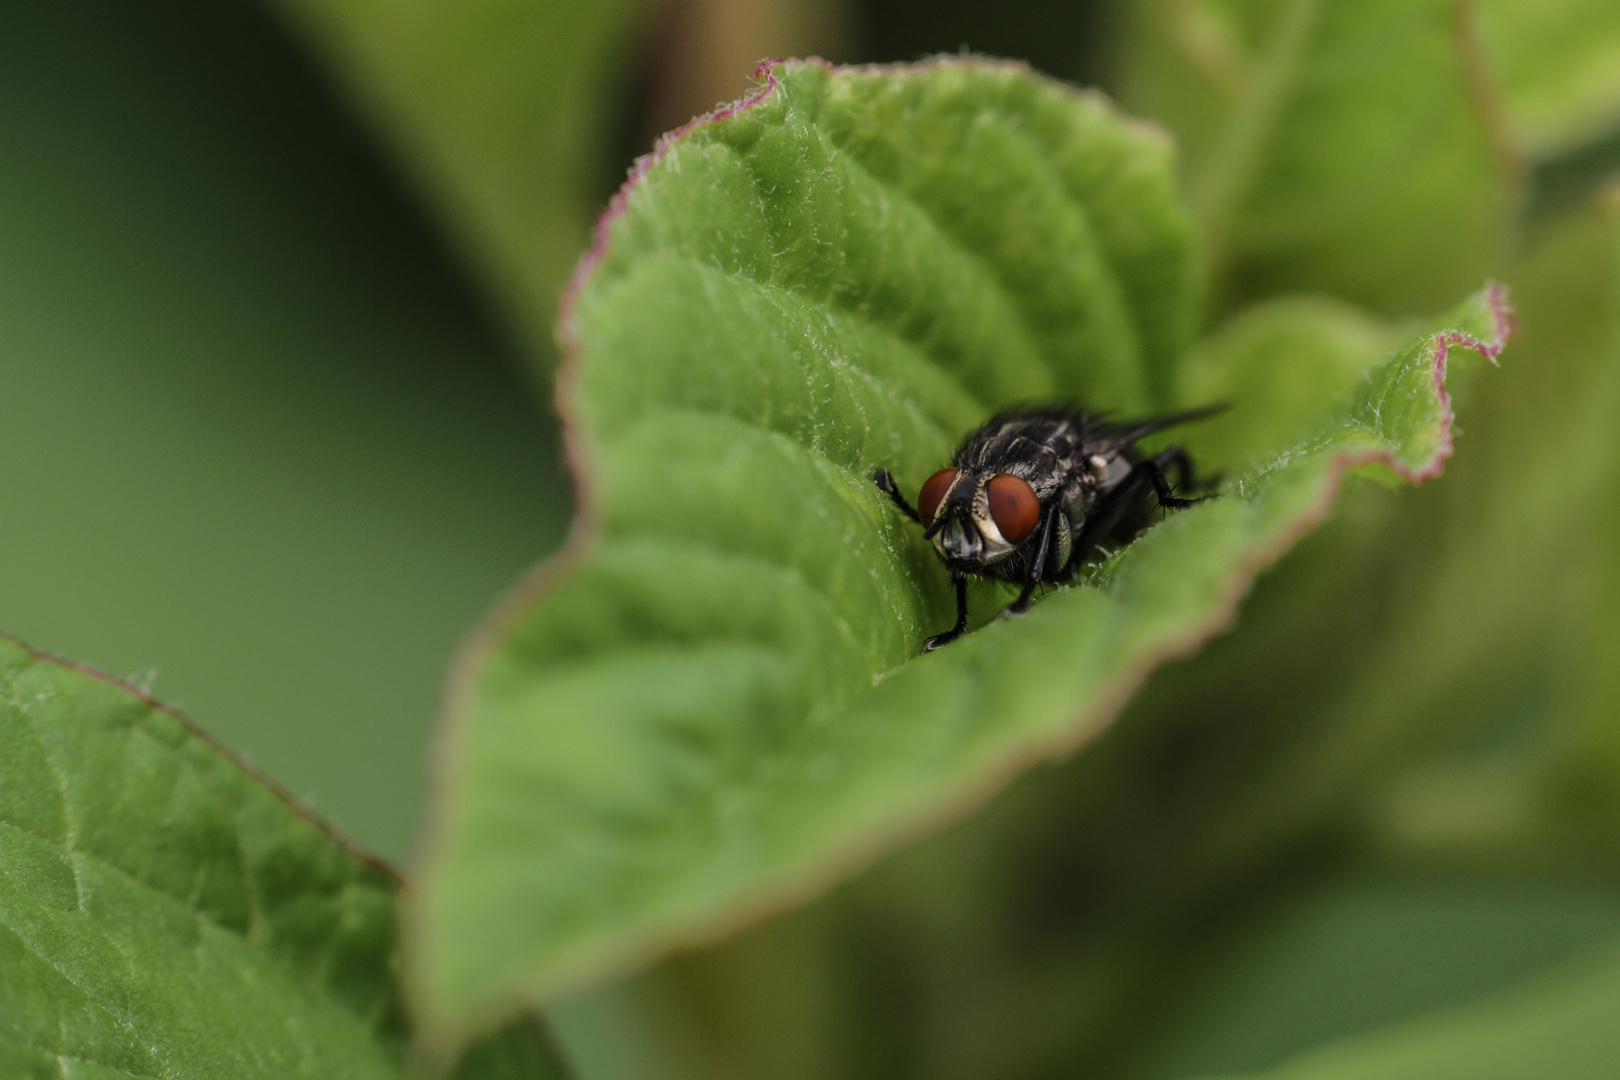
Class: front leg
1001,504,1058,618
872,468,921,523
922,576,969,652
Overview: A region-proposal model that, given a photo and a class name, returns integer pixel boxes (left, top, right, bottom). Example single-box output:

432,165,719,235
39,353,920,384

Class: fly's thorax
1061,451,1133,523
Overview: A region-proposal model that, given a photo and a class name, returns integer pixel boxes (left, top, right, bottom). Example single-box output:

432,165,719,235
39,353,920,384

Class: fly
873,404,1222,651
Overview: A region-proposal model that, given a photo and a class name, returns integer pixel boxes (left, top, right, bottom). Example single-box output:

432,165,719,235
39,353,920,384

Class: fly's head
917,466,1042,571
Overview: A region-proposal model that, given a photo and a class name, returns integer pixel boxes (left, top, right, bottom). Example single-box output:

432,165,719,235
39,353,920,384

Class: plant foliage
12,0,1620,1075
409,59,1510,1038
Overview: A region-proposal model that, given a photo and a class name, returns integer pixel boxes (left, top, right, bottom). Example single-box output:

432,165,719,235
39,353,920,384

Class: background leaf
0,632,581,1079
1476,0,1620,160
1175,296,1407,474
0,0,568,861
447,1015,577,1080
0,634,408,1078
265,0,650,362
1216,943,1620,1080
1117,0,1516,317
410,57,1509,1040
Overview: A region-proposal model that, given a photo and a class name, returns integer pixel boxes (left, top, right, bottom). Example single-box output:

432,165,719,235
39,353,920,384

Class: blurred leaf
0,634,407,1078
1177,296,1406,474
1217,942,1620,1080
1491,193,1620,855
265,0,649,361
409,57,1509,1039
1112,873,1620,1079
0,0,570,862
1476,0,1620,159
447,1015,576,1080
1117,0,1515,317
572,862,1620,1080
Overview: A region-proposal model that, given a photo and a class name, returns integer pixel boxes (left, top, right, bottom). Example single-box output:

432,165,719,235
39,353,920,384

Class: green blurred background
6,0,1620,1077
0,0,1124,878
0,0,569,859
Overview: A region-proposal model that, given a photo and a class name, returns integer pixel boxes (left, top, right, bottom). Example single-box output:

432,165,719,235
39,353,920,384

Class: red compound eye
917,467,959,527
987,473,1040,543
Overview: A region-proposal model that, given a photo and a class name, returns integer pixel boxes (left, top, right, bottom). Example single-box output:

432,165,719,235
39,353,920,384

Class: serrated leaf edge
0,630,402,887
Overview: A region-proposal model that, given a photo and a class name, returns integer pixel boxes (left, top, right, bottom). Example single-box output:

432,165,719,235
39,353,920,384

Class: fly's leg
1158,446,1195,491
1139,446,1212,510
872,468,921,523
1148,445,1222,505
1001,505,1058,618
923,576,970,652
875,467,968,652
1056,447,1221,583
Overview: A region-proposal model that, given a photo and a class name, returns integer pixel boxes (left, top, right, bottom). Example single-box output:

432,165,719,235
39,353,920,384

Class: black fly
873,404,1221,651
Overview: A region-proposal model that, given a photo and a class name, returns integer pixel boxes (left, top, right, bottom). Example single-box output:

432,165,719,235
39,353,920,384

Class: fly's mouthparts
939,519,977,559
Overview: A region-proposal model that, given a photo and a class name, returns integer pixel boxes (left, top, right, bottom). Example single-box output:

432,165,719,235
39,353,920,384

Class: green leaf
1117,0,1514,317
1217,943,1620,1080
1176,295,1407,475
0,0,575,864
0,632,580,1079
265,0,648,360
0,634,406,1078
552,119,1620,1080
1477,0,1620,159
408,58,1510,1039
447,1015,575,1080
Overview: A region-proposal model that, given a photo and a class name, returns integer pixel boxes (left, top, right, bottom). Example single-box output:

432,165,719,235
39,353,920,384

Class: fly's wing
1092,403,1226,456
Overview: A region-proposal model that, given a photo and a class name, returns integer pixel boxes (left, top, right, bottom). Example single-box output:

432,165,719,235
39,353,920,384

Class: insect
873,404,1221,651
